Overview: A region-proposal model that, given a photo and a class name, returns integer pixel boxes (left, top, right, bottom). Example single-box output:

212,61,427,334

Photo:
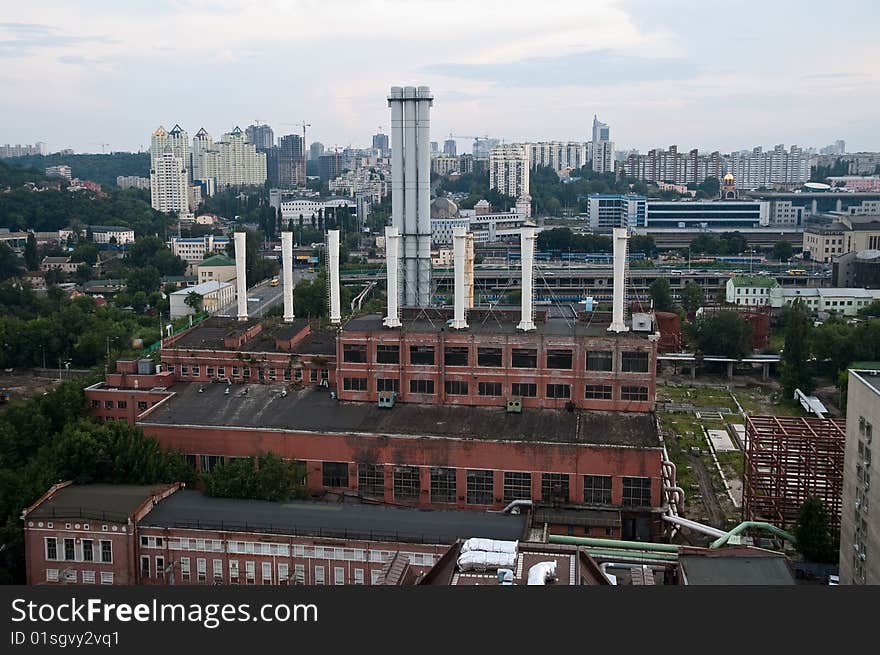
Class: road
215,267,315,319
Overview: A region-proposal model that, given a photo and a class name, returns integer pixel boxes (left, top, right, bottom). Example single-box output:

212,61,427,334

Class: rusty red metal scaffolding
743,415,846,531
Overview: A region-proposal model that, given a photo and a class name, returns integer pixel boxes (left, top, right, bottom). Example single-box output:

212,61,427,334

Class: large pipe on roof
517,226,536,331
234,231,247,322
383,226,402,328
327,229,341,325
548,535,680,552
608,227,629,333
450,226,468,329
281,231,294,323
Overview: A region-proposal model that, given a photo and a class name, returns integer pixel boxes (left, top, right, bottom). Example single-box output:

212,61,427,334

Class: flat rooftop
26,484,172,522
679,554,794,585
343,311,651,340
140,383,660,448
165,317,336,355
141,490,526,544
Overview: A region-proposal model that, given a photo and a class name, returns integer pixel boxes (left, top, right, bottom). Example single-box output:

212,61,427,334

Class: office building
278,134,306,187
169,235,230,264
430,197,530,245
90,226,135,245
803,215,880,262
372,132,389,157
840,369,880,585
245,123,274,150
388,85,434,307
644,199,769,229
592,115,610,143
489,144,530,198
587,194,646,230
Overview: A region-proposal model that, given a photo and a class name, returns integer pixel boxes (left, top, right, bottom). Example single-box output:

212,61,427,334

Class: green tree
203,453,306,502
126,265,161,295
74,263,92,284
691,310,753,358
773,241,793,261
630,235,656,256
0,243,21,281
184,291,203,313
24,232,38,271
680,282,705,313
649,277,674,311
794,497,837,563
70,243,99,266
44,268,65,286
781,300,814,397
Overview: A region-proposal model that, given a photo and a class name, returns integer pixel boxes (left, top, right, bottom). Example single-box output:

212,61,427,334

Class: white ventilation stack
383,226,402,328
327,229,341,325
450,226,468,329
234,231,248,322
281,231,295,323
517,226,537,332
608,227,629,333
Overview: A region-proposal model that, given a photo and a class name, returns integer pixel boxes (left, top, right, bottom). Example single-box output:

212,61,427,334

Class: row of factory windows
319,463,653,507
344,377,648,401
165,364,330,383
343,344,650,372
44,538,114,564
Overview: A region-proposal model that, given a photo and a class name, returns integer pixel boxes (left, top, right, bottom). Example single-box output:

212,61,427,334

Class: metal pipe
450,226,468,329
710,521,797,549
488,499,532,514
281,231,294,323
234,231,248,322
662,514,726,538
585,549,679,562
608,227,629,333
327,230,341,324
548,535,680,553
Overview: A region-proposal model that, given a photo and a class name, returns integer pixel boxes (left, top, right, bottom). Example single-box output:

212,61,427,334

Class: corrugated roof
199,254,236,267
730,276,778,288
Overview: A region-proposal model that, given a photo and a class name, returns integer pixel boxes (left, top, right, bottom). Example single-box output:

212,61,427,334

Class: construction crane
93,142,110,154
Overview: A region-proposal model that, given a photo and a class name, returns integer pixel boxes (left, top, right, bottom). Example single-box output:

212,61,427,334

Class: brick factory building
23,483,525,586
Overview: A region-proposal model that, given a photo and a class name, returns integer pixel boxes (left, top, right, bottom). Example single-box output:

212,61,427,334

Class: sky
2,0,879,155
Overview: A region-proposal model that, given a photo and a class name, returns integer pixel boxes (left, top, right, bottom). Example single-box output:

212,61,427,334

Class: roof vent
497,569,515,585
506,398,522,413
378,391,396,408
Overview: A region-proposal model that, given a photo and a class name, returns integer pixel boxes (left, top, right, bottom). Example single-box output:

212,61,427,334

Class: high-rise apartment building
245,123,274,150
190,127,267,188
318,152,343,182
525,142,586,175
726,145,809,189
592,139,616,174
624,145,723,185
150,125,190,215
309,141,324,161
0,142,47,158
489,144,530,198
278,134,305,187
473,137,501,159
840,369,880,585
443,138,457,157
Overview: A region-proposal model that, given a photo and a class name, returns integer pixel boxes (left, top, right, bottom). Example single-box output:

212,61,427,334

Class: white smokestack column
416,86,433,306
517,226,536,332
608,227,629,333
383,226,402,328
450,226,468,329
234,231,248,322
328,230,341,325
281,231,295,323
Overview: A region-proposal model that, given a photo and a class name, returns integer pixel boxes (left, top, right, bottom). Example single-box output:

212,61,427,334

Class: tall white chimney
383,226,402,328
327,229,341,325
517,226,536,332
234,231,248,322
450,226,468,329
281,231,295,323
608,227,629,333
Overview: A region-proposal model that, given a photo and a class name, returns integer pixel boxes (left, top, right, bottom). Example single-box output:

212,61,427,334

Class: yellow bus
270,277,279,287
787,268,807,276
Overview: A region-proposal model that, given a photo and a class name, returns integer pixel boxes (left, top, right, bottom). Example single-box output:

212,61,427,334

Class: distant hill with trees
3,152,150,187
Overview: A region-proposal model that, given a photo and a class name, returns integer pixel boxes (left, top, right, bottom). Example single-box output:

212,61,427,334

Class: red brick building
337,309,657,412
23,483,525,586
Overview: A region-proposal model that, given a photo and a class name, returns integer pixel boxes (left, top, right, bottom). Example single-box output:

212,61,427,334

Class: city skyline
1,0,879,154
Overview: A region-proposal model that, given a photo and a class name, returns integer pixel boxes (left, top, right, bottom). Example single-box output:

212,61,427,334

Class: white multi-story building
726,145,809,189
768,287,880,315
592,139,615,174
90,226,135,245
169,280,235,319
116,175,150,190
624,146,724,185
190,127,267,189
525,142,586,175
327,168,389,204
150,145,189,216
278,197,354,224
431,156,460,177
489,144,529,198
725,276,779,306
45,165,72,180
169,235,231,264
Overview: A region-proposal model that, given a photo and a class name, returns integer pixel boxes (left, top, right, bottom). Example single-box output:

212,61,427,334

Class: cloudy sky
2,0,878,154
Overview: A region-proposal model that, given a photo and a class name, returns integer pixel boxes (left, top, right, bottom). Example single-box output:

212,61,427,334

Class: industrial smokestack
608,227,629,333
234,231,248,322
465,233,475,309
450,226,468,329
383,226,402,328
327,230,341,325
281,231,295,323
517,226,536,332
